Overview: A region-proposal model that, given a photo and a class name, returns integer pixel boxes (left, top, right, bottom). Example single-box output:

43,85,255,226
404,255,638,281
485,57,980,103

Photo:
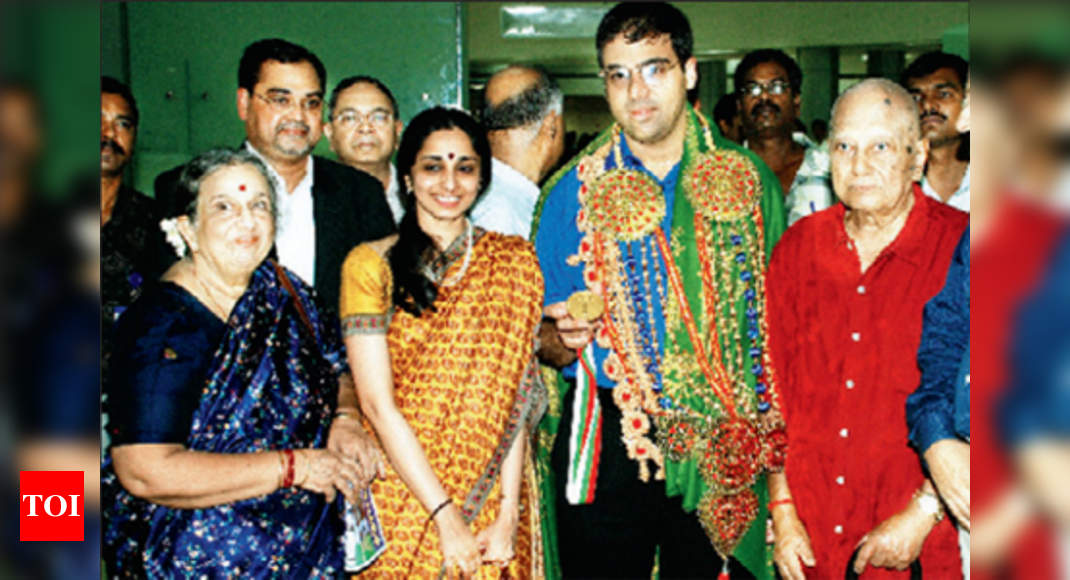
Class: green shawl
531,106,786,579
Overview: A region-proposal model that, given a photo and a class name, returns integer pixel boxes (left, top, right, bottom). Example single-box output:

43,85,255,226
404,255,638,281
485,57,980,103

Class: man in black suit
155,38,395,314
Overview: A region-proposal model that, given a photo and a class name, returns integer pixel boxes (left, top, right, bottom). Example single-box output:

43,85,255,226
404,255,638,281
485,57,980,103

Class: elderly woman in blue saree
101,148,382,578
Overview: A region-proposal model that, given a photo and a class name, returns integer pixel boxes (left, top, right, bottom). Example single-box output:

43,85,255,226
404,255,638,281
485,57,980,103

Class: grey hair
829,78,922,143
170,148,280,228
481,66,563,133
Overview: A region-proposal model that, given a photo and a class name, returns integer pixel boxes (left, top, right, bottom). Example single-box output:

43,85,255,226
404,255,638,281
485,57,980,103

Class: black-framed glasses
599,59,679,89
740,80,792,98
254,92,323,113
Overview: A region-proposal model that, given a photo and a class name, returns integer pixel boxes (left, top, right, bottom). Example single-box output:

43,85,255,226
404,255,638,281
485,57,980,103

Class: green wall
117,2,464,194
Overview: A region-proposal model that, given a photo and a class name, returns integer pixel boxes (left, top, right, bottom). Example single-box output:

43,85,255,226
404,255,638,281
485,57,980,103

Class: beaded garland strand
572,111,787,558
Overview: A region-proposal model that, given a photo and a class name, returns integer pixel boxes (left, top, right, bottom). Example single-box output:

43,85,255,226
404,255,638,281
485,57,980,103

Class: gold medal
567,290,604,321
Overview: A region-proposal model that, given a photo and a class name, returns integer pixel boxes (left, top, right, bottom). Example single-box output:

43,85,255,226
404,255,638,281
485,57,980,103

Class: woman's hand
435,503,482,578
291,449,363,504
772,505,816,580
476,504,519,568
327,414,385,487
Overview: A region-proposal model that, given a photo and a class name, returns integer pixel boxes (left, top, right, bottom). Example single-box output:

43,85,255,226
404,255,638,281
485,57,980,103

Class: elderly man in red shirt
765,78,968,579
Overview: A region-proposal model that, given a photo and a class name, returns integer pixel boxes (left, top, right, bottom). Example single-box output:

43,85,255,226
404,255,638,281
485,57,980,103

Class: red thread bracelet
768,498,793,511
281,449,295,488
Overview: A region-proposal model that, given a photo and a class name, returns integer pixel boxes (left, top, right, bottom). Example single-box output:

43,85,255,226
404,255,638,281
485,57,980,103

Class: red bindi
447,152,455,160
238,184,246,191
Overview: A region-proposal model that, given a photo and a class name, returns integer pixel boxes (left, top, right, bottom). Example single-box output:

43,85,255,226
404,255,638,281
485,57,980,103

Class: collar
834,183,935,269
109,183,142,223
742,131,815,150
920,163,970,203
614,131,682,187
386,162,398,196
243,141,315,194
491,157,539,198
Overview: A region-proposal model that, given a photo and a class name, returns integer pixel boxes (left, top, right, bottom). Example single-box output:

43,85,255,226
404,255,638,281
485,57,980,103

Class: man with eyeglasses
473,65,564,239
736,50,809,196
901,51,970,212
324,75,404,223
533,3,785,578
733,49,828,228
155,38,394,314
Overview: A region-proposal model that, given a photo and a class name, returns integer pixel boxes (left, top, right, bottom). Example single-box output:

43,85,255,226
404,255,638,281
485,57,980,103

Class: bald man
472,65,565,239
767,79,966,579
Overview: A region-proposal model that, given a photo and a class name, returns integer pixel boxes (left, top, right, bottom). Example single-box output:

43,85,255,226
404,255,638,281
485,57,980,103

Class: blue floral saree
102,261,346,578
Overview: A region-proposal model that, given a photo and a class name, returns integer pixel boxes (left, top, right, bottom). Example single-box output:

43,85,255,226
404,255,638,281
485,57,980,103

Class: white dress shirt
470,157,540,239
384,162,404,225
245,142,317,285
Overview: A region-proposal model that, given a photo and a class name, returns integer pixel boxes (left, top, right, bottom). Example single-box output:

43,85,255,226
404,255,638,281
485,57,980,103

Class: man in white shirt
155,38,394,313
324,76,405,224
472,65,565,239
903,51,970,212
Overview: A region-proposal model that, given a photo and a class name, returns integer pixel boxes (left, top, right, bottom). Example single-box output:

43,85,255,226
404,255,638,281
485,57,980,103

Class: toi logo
20,471,84,541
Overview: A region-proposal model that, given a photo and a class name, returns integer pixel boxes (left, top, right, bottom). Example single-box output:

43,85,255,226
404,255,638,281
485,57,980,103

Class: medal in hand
566,290,604,322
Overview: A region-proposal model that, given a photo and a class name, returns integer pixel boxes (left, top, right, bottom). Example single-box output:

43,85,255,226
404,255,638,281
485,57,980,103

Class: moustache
101,139,126,157
276,121,310,135
750,102,781,118
922,111,947,123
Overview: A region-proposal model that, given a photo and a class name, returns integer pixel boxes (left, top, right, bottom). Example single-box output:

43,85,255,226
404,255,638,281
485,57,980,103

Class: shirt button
857,285,866,294
836,475,845,485
840,428,849,438
834,525,844,534
851,332,861,342
846,379,855,389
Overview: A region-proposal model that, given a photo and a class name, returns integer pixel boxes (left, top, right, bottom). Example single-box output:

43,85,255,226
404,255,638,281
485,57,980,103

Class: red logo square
20,471,84,542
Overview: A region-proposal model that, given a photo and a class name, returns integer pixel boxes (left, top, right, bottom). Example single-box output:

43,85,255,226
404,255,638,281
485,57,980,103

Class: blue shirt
535,136,680,387
1001,227,1070,445
906,228,971,453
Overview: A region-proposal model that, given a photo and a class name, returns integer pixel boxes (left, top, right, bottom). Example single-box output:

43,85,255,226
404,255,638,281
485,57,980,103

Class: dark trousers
551,386,755,580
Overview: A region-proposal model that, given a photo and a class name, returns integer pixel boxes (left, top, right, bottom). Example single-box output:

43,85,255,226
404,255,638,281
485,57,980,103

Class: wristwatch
914,489,945,523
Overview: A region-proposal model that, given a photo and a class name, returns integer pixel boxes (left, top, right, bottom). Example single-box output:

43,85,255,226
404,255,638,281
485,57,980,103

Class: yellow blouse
339,242,393,334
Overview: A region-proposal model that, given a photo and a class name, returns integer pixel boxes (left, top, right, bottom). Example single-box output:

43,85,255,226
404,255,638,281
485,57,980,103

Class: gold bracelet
334,408,361,420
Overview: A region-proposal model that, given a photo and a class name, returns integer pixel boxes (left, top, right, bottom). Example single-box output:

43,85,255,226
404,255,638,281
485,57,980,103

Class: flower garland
573,111,787,557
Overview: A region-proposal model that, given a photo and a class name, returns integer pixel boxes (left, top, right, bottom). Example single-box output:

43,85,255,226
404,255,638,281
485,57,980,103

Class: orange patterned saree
340,230,546,579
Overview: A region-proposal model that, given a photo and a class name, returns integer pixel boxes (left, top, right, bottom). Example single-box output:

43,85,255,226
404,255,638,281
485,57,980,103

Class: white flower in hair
159,217,186,258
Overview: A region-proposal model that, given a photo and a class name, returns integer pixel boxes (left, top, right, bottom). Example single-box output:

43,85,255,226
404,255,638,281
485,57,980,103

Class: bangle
768,498,793,511
281,449,295,488
334,408,361,420
276,451,286,487
428,498,452,522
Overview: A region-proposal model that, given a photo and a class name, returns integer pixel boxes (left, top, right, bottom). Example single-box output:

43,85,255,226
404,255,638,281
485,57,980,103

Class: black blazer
154,153,396,316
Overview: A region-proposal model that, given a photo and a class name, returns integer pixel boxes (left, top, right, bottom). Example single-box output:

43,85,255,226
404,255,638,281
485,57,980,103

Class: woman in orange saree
340,107,546,579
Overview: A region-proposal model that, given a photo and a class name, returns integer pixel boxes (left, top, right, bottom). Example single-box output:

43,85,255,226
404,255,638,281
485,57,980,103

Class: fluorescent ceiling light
501,5,609,38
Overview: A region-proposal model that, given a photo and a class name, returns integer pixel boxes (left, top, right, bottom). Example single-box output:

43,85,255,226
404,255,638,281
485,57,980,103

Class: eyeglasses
254,92,323,113
600,59,679,90
740,80,792,98
333,109,393,128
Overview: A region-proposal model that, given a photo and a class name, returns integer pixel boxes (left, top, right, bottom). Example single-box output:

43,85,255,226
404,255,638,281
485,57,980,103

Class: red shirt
768,185,967,578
